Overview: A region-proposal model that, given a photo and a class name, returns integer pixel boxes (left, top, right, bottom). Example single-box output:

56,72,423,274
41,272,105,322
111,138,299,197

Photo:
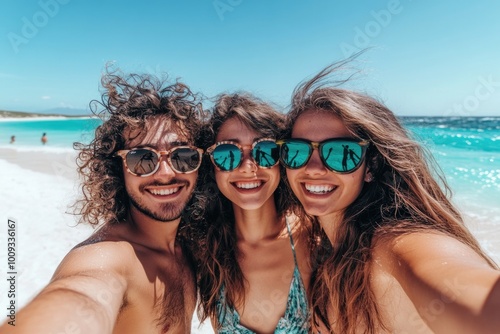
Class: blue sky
1,0,500,116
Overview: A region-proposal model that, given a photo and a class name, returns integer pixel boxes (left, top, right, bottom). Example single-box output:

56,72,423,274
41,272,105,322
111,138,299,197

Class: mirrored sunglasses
115,146,204,176
207,138,280,172
277,138,369,173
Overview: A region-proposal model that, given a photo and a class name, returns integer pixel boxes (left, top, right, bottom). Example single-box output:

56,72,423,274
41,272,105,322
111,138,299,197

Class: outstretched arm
0,243,128,334
390,232,500,334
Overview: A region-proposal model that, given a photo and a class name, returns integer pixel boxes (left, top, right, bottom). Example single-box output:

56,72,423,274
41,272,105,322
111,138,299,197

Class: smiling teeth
305,184,334,194
149,187,179,196
235,181,261,189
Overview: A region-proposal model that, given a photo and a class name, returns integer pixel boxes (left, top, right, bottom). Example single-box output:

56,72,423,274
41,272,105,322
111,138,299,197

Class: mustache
140,179,189,188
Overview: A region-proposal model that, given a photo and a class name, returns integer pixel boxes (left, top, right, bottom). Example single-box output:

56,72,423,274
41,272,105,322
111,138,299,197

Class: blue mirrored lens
321,140,364,172
280,141,311,168
252,141,279,167
212,144,242,171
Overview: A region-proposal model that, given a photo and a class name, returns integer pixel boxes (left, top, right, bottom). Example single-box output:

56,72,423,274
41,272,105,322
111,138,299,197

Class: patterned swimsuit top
216,219,310,333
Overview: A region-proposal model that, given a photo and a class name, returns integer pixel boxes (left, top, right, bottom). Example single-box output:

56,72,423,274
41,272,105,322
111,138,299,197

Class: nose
304,149,327,176
155,157,176,178
238,150,258,173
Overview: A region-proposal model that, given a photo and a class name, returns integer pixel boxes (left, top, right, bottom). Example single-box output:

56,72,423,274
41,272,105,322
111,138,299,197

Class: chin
302,205,334,218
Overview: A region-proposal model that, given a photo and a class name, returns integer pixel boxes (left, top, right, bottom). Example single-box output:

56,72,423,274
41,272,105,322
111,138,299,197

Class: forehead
125,117,190,148
292,109,352,140
216,117,260,142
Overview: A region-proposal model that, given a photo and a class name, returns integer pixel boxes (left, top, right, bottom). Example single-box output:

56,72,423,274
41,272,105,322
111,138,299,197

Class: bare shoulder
373,231,495,274
371,230,500,334
372,230,500,309
53,239,135,280
5,227,137,332
52,226,138,281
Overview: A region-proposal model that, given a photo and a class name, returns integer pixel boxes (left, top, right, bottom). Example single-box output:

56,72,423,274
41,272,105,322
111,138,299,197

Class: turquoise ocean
1,117,499,201
1,116,499,256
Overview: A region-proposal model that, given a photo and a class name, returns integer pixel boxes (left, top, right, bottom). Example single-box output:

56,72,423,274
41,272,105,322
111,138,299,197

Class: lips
304,183,335,194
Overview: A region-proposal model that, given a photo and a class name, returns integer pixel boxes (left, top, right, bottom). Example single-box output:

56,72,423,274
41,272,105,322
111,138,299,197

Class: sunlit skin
285,109,371,240
5,116,198,334
286,110,500,334
214,117,280,216
123,118,198,223
212,116,311,333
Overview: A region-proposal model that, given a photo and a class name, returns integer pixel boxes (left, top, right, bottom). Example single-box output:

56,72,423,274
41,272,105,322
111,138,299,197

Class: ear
364,169,373,183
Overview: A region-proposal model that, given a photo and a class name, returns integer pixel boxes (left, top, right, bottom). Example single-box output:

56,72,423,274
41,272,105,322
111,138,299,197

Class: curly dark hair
189,92,300,328
72,69,206,227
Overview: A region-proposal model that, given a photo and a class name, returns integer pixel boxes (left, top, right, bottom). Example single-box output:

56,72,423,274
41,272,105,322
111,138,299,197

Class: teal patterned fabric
216,220,310,333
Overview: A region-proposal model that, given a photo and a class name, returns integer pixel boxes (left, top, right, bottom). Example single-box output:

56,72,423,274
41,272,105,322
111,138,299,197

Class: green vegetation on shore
0,109,87,118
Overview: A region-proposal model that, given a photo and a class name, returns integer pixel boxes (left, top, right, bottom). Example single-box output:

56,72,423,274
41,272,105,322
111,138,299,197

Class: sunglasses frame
277,138,370,174
115,146,204,177
206,138,280,172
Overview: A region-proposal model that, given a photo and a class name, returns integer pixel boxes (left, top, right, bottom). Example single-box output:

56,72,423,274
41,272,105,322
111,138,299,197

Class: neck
232,198,284,244
127,206,181,254
317,212,343,246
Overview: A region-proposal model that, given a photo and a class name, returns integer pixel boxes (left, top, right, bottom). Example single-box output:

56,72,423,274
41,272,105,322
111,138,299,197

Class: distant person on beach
9,135,14,144
193,93,312,332
279,59,500,333
41,132,47,144
0,71,205,333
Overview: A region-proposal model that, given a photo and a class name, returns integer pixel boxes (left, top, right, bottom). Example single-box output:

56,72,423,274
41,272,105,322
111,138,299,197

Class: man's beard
127,185,193,222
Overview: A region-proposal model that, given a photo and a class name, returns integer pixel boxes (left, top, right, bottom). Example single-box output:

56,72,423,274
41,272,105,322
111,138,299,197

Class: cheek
187,172,199,188
286,169,300,191
214,171,230,193
122,168,134,190
268,167,281,190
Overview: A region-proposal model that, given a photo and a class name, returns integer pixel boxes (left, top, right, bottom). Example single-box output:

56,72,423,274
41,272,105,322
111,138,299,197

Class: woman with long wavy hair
191,93,312,333
279,60,500,334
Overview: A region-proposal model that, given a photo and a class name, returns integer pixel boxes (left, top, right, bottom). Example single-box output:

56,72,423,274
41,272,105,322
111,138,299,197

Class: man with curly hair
4,70,206,333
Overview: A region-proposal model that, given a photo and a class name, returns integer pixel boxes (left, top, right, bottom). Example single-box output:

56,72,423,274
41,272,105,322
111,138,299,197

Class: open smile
148,187,181,196
303,183,336,195
232,180,263,190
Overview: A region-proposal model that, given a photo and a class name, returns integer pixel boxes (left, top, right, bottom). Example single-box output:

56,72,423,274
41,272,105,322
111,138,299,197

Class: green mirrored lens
127,149,158,175
171,148,200,173
252,141,279,167
281,141,311,168
321,140,364,172
212,144,242,171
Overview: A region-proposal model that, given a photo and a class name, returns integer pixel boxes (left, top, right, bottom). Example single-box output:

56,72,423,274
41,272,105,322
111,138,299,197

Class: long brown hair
73,68,205,227
191,93,297,328
285,59,498,334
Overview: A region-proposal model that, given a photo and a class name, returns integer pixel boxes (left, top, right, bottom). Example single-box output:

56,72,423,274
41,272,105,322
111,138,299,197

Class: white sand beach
0,146,499,332
0,147,214,333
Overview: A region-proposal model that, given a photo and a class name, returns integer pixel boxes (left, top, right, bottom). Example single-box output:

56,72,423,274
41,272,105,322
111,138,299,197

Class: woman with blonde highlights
280,60,500,334
191,93,312,333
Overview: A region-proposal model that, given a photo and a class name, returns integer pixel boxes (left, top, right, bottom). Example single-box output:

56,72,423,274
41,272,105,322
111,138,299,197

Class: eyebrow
134,141,190,149
217,136,266,143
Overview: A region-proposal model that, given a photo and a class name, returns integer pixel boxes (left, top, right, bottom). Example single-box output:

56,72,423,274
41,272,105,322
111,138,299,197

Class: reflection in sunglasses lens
281,140,364,172
126,148,200,175
281,141,310,169
127,149,158,175
253,141,279,167
212,144,242,171
171,148,201,173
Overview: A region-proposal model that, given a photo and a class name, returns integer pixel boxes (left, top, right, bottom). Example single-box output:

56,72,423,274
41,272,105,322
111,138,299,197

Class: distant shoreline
0,109,96,122
0,116,95,122
0,109,91,119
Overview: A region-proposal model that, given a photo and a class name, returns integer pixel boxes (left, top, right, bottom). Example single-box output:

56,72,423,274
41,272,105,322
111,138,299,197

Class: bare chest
114,254,196,333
